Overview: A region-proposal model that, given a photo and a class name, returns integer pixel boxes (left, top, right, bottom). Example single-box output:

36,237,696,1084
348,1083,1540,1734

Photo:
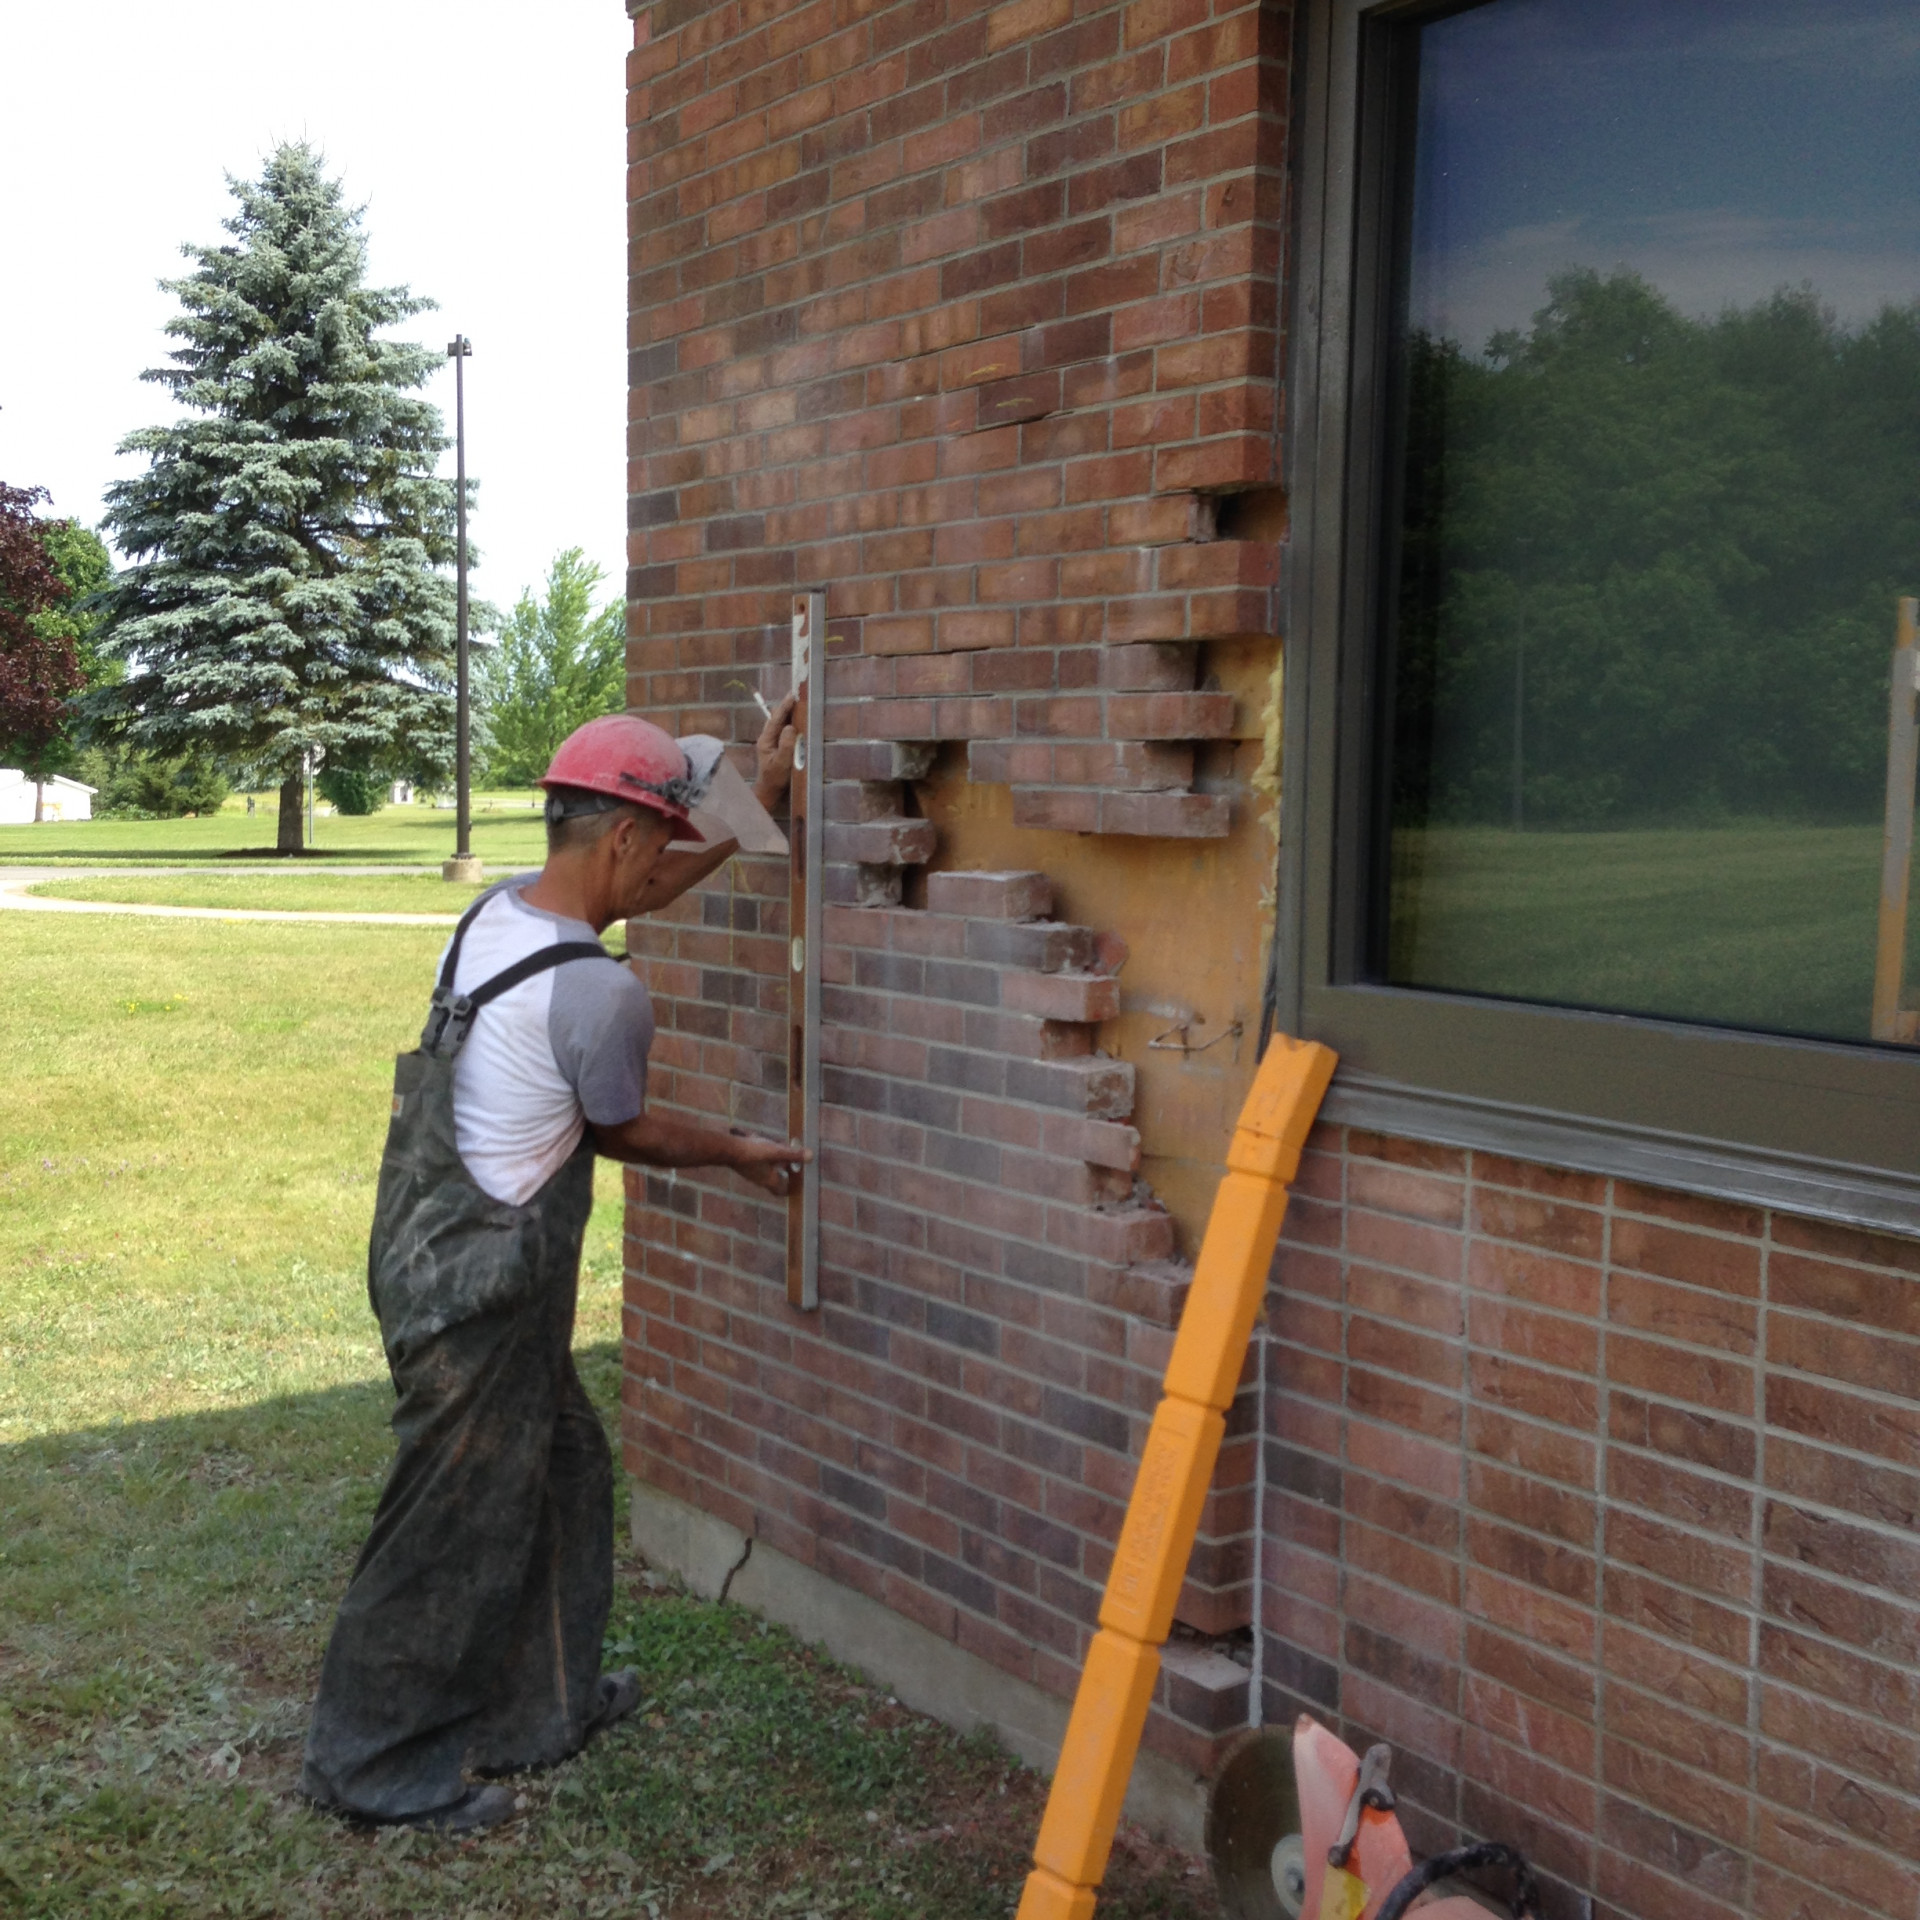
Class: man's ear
609,811,643,862
613,807,670,860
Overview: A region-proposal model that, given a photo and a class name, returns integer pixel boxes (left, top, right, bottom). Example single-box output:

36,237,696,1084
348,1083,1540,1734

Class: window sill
1321,1070,1920,1238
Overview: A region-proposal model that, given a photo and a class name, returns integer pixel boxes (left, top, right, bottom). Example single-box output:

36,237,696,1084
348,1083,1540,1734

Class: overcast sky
0,0,630,619
1409,0,1920,346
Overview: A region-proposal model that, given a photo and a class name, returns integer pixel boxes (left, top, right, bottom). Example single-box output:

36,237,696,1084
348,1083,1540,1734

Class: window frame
1277,0,1920,1232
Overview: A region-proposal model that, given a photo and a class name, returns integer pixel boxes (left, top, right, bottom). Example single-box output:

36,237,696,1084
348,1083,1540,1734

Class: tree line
0,145,625,843
1392,268,1920,828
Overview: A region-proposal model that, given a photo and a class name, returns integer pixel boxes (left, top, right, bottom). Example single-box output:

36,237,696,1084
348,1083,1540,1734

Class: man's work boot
398,1784,518,1833
583,1668,642,1747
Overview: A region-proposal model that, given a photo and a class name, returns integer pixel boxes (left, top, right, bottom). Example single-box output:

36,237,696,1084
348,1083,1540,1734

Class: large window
1284,0,1920,1217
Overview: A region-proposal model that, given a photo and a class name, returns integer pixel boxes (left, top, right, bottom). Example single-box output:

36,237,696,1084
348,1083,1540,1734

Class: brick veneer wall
624,0,1289,840
623,865,1258,1773
620,0,1294,1774
1266,1128,1920,1920
620,0,1920,1913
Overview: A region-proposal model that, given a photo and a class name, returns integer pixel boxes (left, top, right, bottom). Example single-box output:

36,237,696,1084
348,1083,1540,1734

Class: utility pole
443,335,482,883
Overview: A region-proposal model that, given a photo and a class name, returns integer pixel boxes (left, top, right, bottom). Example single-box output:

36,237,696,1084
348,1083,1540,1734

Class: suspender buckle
422,989,476,1056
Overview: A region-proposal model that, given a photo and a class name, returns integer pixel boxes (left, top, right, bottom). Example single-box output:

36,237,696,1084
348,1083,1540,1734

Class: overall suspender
421,891,624,1057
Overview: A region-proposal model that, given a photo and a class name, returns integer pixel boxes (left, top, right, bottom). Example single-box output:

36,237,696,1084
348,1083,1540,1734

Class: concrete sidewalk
0,868,469,927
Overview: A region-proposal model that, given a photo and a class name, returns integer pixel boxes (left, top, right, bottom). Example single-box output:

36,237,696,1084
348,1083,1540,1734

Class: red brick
1467,1406,1595,1491
1350,1263,1465,1338
1750,1861,1891,1920
1348,1130,1468,1176
1348,1209,1464,1283
1771,1249,1920,1337
924,868,1056,920
1771,1211,1920,1277
1594,1848,1745,1920
1770,1311,1920,1400
828,817,940,864
1040,1112,1141,1171
1754,1807,1916,1916
1467,1238,1601,1316
1606,1332,1756,1417
864,613,935,654
1002,969,1121,1022
1606,1675,1750,1788
1611,1214,1762,1297
1349,1314,1461,1390
1609,1271,1758,1356
1471,1186,1605,1261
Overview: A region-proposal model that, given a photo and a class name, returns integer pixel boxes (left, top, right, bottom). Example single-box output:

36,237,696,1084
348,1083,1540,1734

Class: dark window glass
1382,0,1920,1047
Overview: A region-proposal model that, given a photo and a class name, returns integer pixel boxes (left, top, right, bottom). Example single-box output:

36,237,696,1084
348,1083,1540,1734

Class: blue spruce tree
100,144,458,850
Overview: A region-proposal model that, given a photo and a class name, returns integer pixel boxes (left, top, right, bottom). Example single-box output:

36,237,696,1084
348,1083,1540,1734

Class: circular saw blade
1207,1728,1309,1920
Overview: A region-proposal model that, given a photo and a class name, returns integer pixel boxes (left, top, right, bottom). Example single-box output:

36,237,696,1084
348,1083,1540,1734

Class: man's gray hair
543,785,651,848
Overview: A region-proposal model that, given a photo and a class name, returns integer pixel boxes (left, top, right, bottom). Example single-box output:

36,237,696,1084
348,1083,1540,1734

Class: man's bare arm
627,693,799,913
628,842,739,912
590,1111,808,1196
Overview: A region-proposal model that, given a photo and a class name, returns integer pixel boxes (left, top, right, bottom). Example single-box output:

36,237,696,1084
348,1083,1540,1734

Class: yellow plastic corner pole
1015,1034,1338,1920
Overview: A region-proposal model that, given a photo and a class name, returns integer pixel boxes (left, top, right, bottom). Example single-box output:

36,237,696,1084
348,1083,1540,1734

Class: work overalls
301,897,628,1820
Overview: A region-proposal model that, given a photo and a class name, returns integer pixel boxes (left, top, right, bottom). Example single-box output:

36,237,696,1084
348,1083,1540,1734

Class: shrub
316,767,385,815
97,752,229,818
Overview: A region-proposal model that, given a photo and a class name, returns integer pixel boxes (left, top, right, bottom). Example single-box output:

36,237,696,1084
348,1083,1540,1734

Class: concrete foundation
628,1476,1210,1854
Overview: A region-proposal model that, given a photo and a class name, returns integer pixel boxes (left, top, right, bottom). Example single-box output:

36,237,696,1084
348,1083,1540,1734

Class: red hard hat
539,714,705,838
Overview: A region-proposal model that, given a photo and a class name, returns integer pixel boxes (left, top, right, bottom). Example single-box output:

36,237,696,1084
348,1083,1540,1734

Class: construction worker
301,706,806,1832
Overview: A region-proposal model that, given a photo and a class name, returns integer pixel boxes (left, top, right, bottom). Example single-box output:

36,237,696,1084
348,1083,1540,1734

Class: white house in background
0,769,97,824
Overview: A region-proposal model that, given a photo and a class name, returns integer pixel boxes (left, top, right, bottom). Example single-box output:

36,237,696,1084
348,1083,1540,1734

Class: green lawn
0,796,549,868
0,917,463,1437
0,911,1215,1919
28,873,499,915
1390,821,1920,1042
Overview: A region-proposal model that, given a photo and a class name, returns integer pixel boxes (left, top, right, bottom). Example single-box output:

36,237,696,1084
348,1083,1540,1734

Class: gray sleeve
548,959,655,1127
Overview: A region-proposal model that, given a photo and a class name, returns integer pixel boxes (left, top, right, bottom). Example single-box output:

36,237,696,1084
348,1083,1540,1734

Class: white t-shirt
441,880,655,1205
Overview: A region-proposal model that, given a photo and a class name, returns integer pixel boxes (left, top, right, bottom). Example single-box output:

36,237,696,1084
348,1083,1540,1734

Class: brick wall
1266,1128,1920,1920
621,0,1293,1776
623,865,1259,1772
624,0,1289,838
620,1,1920,1915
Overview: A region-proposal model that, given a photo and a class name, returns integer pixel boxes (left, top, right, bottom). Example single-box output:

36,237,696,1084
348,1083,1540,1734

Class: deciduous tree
0,483,84,821
1396,270,1920,826
476,549,625,786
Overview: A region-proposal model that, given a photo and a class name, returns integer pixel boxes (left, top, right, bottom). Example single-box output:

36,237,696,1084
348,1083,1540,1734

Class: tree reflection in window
1382,0,1920,1046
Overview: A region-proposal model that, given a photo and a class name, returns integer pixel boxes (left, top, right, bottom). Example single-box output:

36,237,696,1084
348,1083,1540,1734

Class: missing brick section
825,742,939,908
910,868,1168,1230
1195,485,1288,544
